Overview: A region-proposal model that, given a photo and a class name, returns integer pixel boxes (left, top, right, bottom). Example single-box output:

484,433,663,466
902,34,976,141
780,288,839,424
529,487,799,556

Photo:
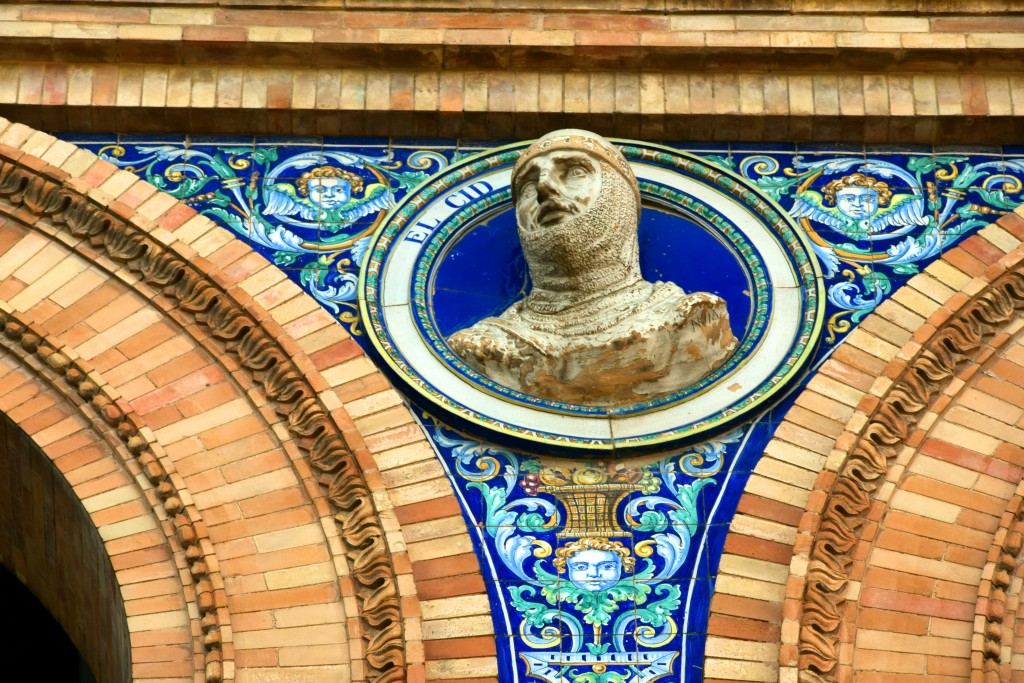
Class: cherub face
308,177,352,209
566,549,622,592
515,150,602,236
836,186,880,220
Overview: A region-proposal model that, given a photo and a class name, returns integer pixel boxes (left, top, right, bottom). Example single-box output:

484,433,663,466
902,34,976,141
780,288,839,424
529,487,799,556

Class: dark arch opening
0,562,97,681
0,411,130,682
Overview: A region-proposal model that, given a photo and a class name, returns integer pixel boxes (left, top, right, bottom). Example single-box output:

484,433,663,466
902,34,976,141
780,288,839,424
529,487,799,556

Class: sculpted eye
521,182,537,196
569,166,589,178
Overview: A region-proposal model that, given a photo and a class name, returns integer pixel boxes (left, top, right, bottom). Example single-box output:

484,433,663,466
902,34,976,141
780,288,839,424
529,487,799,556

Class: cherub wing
334,184,393,223
868,193,928,232
262,183,316,219
790,191,850,230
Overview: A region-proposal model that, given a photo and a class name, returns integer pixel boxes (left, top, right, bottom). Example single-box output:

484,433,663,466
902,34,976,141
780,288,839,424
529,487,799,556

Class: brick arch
837,303,1024,681
0,305,224,682
0,374,143,683
0,329,199,679
0,117,496,682
976,479,1024,682
705,205,1024,682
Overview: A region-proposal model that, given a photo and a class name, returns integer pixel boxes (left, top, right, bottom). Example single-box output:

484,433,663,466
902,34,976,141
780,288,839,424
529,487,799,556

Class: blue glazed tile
185,134,253,146
391,136,458,149
117,132,188,145
934,144,1002,156
388,147,455,181
668,141,731,153
43,134,1024,683
728,141,798,154
692,152,736,173
864,142,934,155
797,141,865,154
316,147,392,168
458,137,516,150
258,146,334,180
321,135,390,148
254,134,323,146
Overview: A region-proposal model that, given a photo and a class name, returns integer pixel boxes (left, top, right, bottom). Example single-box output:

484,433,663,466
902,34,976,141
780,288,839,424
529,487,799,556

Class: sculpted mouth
537,200,577,225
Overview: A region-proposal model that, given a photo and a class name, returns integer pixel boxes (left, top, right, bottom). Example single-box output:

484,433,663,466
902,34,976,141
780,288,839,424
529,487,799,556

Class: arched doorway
0,411,129,682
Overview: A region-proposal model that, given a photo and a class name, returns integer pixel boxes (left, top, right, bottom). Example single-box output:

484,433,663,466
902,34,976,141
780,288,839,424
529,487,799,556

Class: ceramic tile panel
72,133,1024,683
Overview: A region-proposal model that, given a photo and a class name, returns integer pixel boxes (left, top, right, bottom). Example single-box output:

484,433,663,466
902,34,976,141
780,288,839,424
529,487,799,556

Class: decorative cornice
0,304,226,683
797,264,1024,683
0,154,406,681
3,66,1021,143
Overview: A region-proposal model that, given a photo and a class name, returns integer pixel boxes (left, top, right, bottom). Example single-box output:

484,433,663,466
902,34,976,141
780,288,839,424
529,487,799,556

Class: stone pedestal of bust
447,129,737,406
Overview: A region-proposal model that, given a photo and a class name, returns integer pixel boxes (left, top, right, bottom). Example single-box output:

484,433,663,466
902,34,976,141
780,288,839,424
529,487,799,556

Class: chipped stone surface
448,130,736,405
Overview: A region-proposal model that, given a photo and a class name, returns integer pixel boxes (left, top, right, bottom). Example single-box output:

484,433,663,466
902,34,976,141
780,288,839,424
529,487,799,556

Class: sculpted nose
536,170,556,202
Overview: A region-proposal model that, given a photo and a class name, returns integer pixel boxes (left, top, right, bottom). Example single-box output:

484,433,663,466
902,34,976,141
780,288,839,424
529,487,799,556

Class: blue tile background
69,134,1024,683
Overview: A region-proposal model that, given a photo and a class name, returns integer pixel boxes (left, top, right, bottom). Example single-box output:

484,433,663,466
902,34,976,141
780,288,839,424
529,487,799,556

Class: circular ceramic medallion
359,140,823,454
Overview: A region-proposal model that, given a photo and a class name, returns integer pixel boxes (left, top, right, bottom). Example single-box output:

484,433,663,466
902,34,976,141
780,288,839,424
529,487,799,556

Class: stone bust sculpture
446,129,737,406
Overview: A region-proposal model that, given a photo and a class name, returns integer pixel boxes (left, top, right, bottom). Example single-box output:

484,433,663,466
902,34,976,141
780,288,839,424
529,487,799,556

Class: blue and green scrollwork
72,135,1024,683
432,420,741,683
96,142,449,331
728,152,1024,342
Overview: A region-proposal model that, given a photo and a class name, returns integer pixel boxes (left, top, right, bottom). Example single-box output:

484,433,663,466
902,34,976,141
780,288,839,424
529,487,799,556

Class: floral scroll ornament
97,143,446,332
433,425,741,683
731,154,1024,343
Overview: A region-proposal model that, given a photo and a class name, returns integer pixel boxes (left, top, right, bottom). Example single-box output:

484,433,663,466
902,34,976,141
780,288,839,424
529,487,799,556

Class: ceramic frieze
87,136,453,333
70,132,1024,683
728,148,1024,341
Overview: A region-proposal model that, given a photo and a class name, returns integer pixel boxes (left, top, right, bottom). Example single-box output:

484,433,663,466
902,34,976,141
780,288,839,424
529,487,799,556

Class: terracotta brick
723,534,793,566
902,475,1006,517
877,511,991,557
736,493,803,527
411,553,482,582
4,13,1024,683
959,235,1005,266
707,613,777,642
956,507,1000,534
423,636,496,660
416,574,486,601
708,593,782,624
926,655,971,677
544,14,668,32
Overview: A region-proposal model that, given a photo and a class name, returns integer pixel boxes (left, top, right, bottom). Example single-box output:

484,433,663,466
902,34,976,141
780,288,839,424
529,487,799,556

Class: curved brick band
707,204,1024,682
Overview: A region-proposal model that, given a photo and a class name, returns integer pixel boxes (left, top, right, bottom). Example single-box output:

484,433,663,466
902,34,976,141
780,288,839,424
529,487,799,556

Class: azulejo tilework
72,133,1024,683
360,140,823,454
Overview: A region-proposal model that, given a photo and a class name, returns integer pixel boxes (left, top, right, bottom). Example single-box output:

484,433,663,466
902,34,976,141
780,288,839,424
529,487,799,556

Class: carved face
566,549,623,592
308,177,352,209
836,186,880,220
515,150,603,237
